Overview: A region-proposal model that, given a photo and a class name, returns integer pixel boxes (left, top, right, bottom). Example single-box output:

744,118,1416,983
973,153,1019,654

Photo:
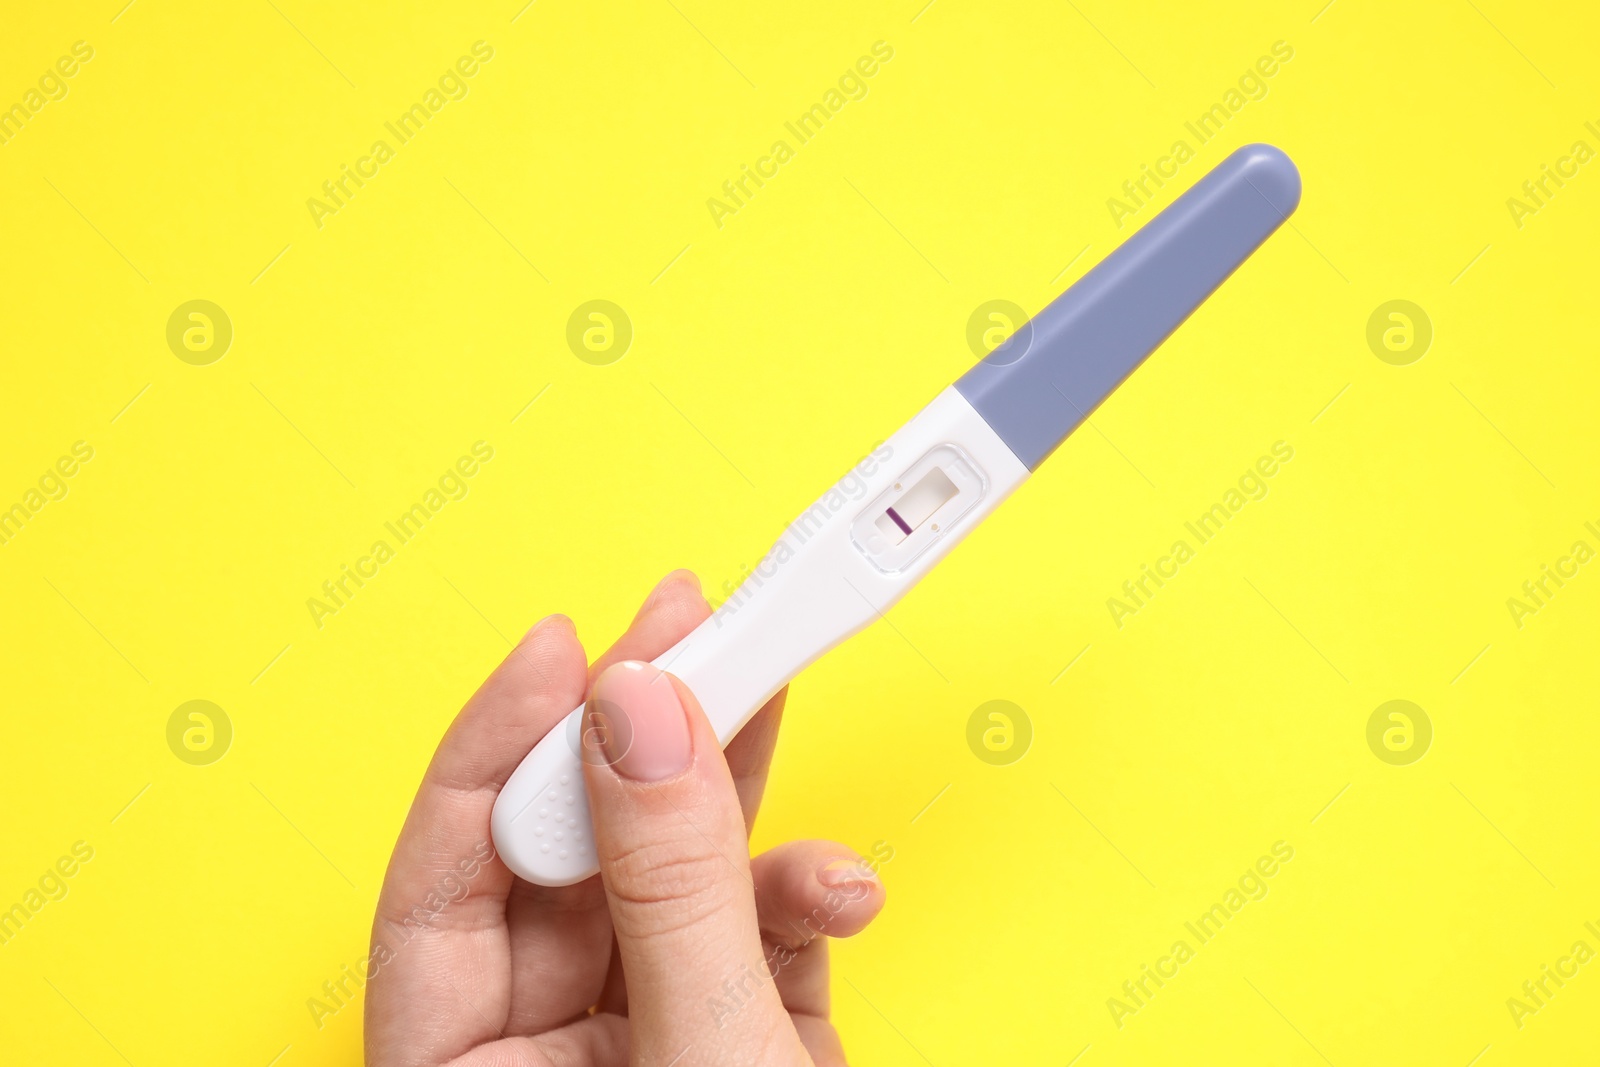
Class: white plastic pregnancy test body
492,144,1303,885
492,388,1025,884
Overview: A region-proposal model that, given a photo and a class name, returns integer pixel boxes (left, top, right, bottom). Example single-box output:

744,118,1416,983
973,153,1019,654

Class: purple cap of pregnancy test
954,143,1301,471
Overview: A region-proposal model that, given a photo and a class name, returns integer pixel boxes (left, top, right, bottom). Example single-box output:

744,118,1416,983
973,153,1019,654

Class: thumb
582,661,806,1064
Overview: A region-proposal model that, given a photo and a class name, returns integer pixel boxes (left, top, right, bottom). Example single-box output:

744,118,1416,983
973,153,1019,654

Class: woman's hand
364,571,886,1066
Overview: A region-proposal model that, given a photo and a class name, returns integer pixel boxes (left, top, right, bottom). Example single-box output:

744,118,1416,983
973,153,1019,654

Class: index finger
376,616,589,917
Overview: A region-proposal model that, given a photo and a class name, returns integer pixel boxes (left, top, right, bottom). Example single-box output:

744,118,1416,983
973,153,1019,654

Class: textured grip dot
492,709,602,885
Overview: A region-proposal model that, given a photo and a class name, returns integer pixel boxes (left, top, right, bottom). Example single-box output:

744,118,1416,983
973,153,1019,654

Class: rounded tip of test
1226,143,1302,218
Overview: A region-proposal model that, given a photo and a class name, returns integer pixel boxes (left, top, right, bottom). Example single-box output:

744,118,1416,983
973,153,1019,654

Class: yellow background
2,0,1597,1063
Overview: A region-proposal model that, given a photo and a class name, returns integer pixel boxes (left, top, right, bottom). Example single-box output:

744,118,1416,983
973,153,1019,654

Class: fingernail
817,857,880,892
590,661,691,781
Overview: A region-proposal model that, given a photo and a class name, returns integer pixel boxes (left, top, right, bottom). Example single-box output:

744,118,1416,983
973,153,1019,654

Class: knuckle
600,835,738,939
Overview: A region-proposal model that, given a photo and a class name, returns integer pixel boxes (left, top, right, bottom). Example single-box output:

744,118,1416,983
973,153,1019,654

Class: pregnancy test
493,143,1301,885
